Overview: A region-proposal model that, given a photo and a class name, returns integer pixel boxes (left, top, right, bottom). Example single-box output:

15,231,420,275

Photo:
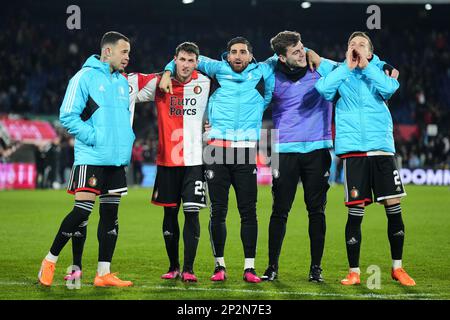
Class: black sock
345,206,364,268
163,206,180,269
182,206,200,272
72,220,88,270
385,204,405,260
97,195,120,263
308,211,326,267
49,200,94,256
268,211,288,269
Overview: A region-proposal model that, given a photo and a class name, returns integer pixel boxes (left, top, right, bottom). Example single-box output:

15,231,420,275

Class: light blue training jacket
60,55,135,166
315,54,399,156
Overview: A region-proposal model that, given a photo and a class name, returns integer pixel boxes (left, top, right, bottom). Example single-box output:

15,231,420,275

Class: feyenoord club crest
88,175,98,187
350,187,359,199
193,85,202,94
272,168,280,179
206,170,214,180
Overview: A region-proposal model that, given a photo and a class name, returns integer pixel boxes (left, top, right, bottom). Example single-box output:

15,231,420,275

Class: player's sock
350,267,361,274
49,200,94,257
392,260,402,270
182,207,200,272
45,252,58,263
268,210,287,268
97,261,111,276
215,257,226,268
72,220,88,270
244,258,255,270
385,203,405,262
345,206,364,268
163,206,180,269
308,210,326,267
97,195,120,263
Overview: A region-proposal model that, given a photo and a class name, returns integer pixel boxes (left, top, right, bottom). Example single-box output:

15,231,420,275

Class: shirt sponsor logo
169,96,198,116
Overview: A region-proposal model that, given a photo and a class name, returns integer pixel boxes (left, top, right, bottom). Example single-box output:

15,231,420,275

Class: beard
230,62,249,73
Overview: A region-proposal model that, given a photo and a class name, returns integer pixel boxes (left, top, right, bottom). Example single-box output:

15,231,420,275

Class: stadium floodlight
182,0,194,4
301,1,312,9
425,3,433,10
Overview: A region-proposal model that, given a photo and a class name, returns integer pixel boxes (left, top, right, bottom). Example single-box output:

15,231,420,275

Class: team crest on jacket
272,169,280,179
88,175,98,187
350,187,359,199
193,86,202,94
205,170,214,180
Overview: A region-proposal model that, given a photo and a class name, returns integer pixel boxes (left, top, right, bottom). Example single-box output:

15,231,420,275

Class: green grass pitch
0,185,449,300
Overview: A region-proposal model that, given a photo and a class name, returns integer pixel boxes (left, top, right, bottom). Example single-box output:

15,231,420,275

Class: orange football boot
340,271,361,285
392,268,416,286
94,273,133,287
38,259,56,286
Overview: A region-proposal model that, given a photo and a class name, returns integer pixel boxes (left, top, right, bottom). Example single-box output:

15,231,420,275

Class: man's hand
355,49,369,69
159,71,173,94
204,120,211,132
385,68,400,80
306,49,321,71
346,49,359,70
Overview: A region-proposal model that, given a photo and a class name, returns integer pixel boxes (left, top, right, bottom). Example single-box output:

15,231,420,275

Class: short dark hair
175,42,200,59
348,31,374,53
227,37,253,54
270,31,302,56
100,31,129,48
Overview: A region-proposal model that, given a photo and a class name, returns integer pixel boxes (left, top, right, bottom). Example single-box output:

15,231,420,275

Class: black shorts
272,149,331,213
67,165,128,196
343,156,406,206
151,165,207,209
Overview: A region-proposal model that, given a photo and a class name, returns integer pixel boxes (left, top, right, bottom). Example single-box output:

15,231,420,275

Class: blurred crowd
1,3,449,188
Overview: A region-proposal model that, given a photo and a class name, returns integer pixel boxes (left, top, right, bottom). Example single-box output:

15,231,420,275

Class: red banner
0,119,57,142
394,124,420,142
0,163,36,190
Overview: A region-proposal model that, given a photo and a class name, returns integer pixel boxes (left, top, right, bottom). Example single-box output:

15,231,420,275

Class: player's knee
347,206,364,225
308,210,325,223
240,210,257,225
164,206,179,217
237,201,256,216
306,201,327,215
73,200,95,219
211,203,228,219
211,213,226,225
270,208,289,223
383,198,401,206
183,205,201,215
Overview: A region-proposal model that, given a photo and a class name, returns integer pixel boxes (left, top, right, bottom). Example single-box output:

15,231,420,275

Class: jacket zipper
358,75,365,150
234,88,241,139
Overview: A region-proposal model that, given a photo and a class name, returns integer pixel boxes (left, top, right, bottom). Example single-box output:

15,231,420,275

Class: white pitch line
148,285,439,300
0,281,441,300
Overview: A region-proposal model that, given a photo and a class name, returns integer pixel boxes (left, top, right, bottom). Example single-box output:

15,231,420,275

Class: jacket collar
275,59,308,82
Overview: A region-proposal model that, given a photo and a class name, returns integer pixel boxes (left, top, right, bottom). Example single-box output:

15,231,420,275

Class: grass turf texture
0,185,449,300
